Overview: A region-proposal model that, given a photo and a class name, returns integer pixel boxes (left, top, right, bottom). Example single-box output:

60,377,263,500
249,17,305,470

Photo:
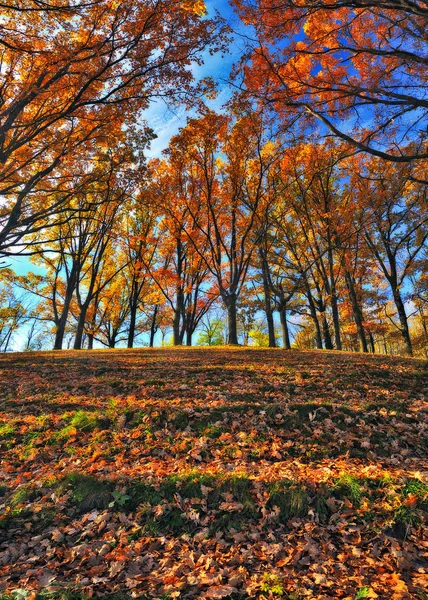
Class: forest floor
0,348,427,600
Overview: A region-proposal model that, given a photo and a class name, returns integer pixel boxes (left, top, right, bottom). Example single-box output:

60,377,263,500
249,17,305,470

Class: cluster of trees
0,0,426,356
0,0,224,256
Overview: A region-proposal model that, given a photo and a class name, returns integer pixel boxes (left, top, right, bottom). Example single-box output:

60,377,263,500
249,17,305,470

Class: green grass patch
69,410,109,431
391,505,422,539
332,474,362,507
0,422,15,438
56,473,113,512
402,478,428,508
267,481,308,521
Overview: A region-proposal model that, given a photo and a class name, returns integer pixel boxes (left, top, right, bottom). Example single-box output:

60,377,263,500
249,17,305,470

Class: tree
165,108,278,344
0,0,225,257
87,268,130,349
352,156,428,355
22,318,50,352
197,314,225,346
72,200,126,350
272,141,347,350
0,270,30,351
233,0,428,164
20,146,132,349
145,158,216,346
249,318,279,347
120,189,159,349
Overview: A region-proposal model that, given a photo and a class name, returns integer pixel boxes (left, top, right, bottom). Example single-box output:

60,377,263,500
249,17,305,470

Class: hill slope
0,348,427,599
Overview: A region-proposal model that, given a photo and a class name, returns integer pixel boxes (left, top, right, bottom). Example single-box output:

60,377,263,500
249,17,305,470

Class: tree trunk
279,307,291,350
368,331,375,353
186,330,192,346
344,271,368,353
260,251,276,347
306,288,323,349
173,284,184,346
53,287,74,350
3,328,13,352
149,305,158,348
128,300,137,348
266,302,276,347
331,292,342,350
327,243,342,350
74,304,89,350
393,288,413,356
227,296,238,345
173,309,182,346
87,334,94,350
107,326,116,348
54,313,69,350
321,313,333,349
53,264,77,350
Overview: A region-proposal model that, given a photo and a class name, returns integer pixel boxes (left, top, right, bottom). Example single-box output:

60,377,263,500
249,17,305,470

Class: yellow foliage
181,0,206,15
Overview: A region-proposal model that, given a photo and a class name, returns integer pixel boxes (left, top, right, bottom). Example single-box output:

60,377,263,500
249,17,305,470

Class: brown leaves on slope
0,348,427,598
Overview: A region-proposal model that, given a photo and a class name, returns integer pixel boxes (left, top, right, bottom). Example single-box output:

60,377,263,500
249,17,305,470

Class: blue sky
144,0,251,156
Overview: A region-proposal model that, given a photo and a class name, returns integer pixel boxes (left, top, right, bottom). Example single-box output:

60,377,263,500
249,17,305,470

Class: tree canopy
0,0,426,356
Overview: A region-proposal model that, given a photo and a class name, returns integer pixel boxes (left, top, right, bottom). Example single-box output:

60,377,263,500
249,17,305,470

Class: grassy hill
0,348,427,599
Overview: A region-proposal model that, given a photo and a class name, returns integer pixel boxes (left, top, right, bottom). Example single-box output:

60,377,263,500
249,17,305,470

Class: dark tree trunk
266,302,276,348
53,280,76,350
149,305,158,348
344,271,368,353
54,309,70,350
87,334,94,350
368,331,375,353
260,251,276,347
173,238,185,347
365,229,417,357
128,299,137,349
173,284,184,346
74,303,89,350
3,328,13,353
227,296,238,345
314,316,323,349
327,244,342,350
279,307,291,350
107,326,117,348
331,293,342,350
173,310,182,346
393,289,413,356
321,313,333,350
186,330,192,346
306,288,323,349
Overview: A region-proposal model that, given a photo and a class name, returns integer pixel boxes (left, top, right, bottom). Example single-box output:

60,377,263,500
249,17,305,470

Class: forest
0,0,427,599
0,0,426,356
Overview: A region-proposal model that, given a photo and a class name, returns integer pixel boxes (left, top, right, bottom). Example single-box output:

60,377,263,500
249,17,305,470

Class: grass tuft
57,473,113,512
332,474,362,507
267,481,308,521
